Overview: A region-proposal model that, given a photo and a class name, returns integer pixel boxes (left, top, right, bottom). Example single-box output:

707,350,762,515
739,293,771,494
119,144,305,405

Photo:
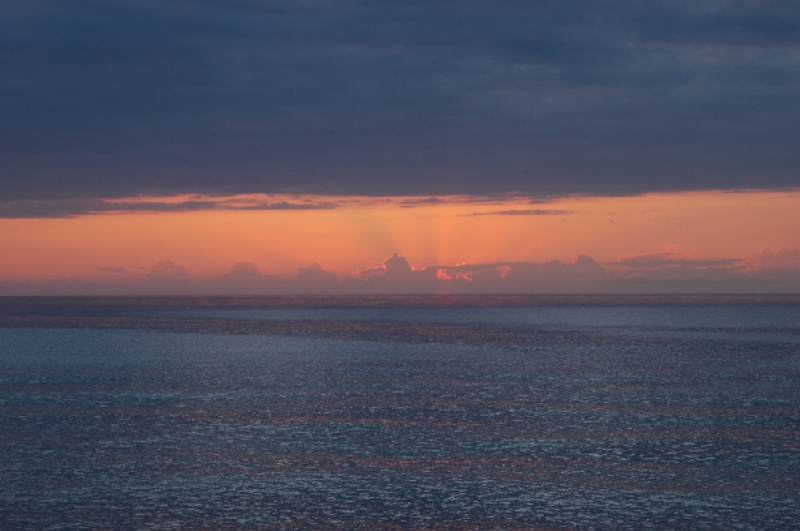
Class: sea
1,295,798,530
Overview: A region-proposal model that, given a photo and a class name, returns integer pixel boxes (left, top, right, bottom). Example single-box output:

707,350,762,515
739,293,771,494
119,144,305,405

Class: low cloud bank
3,250,799,296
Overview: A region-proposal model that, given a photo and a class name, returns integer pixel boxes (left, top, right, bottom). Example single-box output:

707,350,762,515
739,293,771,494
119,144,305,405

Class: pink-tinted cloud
359,253,414,277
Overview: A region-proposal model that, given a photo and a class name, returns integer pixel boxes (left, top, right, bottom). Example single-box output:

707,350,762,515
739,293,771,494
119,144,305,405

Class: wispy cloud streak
469,209,573,216
0,196,338,218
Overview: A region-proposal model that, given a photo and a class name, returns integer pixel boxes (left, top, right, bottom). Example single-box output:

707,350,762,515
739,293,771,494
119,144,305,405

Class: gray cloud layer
2,1,798,200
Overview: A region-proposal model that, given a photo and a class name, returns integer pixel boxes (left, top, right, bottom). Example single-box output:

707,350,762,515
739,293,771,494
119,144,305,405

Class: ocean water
1,296,798,530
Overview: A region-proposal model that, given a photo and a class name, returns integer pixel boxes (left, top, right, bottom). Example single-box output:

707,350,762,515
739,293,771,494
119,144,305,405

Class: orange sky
1,190,798,282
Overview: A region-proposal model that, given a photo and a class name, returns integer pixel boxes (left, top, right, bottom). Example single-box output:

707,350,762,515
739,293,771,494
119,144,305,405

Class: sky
1,1,798,294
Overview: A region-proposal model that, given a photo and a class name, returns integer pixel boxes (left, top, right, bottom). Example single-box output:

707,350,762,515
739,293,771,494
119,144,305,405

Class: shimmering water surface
1,296,798,530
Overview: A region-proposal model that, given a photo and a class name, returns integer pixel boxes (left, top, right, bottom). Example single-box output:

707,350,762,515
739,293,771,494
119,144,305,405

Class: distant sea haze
1,295,798,529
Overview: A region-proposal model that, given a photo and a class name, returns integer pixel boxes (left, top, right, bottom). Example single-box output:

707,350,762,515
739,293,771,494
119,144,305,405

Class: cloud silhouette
2,252,799,295
146,260,191,281
288,263,341,294
747,248,800,272
211,261,287,295
224,262,262,282
361,253,414,277
352,254,611,294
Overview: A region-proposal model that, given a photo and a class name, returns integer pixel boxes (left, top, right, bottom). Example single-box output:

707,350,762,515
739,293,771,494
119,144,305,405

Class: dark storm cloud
1,0,798,200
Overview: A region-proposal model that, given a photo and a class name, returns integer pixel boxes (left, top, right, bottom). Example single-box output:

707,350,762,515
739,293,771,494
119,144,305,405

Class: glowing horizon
1,189,799,293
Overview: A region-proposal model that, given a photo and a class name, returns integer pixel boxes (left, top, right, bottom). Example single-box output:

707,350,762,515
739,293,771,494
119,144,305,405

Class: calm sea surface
1,296,798,530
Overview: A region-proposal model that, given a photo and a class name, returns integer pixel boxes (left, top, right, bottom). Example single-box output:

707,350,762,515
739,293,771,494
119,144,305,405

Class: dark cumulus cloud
1,0,798,200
